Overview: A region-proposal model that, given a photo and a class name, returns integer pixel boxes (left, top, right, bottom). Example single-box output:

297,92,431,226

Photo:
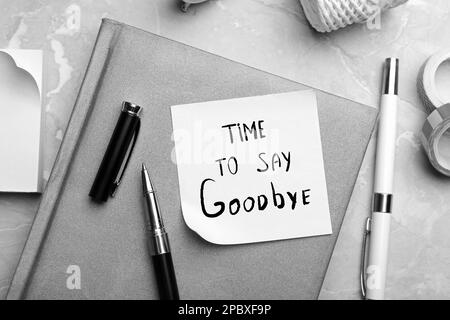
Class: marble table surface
1,0,450,300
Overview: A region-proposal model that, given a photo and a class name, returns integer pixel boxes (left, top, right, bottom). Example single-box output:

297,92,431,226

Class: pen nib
141,163,154,193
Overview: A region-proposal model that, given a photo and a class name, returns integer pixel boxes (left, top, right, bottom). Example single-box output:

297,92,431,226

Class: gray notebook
7,19,377,300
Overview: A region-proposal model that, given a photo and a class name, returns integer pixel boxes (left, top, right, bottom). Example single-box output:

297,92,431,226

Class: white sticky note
171,90,332,245
0,50,43,193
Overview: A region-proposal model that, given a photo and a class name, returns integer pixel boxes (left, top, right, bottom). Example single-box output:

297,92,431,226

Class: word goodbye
200,120,312,218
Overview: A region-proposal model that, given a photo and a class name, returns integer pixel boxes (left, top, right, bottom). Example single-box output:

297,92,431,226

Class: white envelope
0,49,43,193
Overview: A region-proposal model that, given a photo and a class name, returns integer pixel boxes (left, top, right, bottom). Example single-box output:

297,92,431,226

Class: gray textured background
3,0,448,300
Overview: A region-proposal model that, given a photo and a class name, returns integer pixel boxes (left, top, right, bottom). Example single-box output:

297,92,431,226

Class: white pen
361,58,399,300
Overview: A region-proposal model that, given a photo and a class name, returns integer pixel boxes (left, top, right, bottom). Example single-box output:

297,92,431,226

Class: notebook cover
6,19,377,300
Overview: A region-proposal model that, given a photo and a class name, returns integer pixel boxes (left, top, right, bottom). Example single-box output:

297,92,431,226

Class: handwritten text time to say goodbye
200,120,312,218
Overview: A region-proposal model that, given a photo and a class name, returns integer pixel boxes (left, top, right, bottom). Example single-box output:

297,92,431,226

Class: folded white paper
171,90,332,245
0,49,43,193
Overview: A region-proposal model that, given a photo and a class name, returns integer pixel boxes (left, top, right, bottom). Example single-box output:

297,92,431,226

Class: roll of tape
422,104,450,176
418,50,450,113
419,50,450,176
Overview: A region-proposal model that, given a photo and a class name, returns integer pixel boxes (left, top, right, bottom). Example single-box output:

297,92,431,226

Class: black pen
141,164,179,300
89,101,142,202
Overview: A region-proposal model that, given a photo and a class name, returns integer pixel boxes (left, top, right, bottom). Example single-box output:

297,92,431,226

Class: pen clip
360,217,371,299
110,119,141,197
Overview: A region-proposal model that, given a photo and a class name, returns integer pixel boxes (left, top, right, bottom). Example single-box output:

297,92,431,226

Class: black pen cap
89,101,142,203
